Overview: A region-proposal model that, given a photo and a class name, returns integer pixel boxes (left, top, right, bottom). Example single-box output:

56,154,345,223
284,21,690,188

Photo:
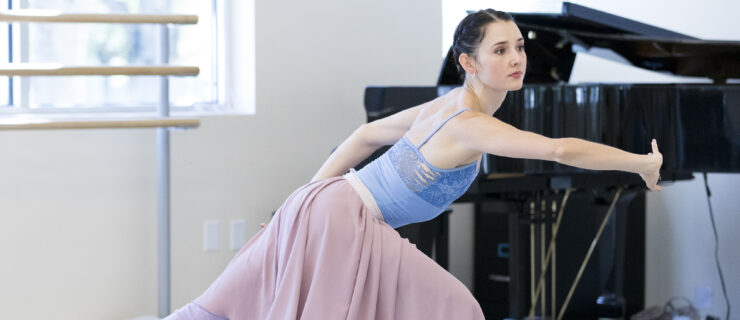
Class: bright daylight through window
2,0,224,113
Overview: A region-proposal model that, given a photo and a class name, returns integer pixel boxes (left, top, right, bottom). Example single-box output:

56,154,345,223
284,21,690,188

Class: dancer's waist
343,171,385,222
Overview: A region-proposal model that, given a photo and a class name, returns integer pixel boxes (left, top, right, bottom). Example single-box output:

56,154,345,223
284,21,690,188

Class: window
2,0,226,113
0,5,8,106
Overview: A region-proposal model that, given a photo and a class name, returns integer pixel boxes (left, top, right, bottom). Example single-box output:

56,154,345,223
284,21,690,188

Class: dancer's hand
259,223,266,229
639,139,663,191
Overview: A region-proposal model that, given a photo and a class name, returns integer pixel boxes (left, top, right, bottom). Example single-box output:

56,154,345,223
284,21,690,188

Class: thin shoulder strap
416,108,472,148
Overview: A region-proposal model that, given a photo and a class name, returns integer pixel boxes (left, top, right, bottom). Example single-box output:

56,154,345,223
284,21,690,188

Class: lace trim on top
388,136,478,207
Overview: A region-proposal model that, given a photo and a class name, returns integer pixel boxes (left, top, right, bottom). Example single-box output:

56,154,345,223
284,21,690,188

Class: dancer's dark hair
452,9,515,74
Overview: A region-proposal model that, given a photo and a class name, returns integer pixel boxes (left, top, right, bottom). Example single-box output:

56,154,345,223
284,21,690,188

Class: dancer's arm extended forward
310,105,423,182
454,112,663,191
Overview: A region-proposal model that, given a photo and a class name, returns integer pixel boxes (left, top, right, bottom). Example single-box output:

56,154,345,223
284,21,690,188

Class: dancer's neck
462,78,508,115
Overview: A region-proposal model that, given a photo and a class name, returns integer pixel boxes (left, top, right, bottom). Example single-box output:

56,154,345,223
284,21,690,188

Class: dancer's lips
509,71,522,78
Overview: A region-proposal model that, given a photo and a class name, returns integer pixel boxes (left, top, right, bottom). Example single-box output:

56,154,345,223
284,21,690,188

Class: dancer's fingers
652,139,659,154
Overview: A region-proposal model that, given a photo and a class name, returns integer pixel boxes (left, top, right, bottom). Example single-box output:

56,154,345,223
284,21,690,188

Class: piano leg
475,187,646,319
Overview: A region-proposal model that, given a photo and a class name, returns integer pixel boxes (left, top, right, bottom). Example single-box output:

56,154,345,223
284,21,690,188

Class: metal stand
157,24,171,318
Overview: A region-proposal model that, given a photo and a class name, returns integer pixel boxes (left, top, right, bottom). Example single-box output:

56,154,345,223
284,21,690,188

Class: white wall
0,0,441,319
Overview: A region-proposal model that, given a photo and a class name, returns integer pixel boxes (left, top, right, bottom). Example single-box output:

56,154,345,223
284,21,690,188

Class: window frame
1,0,235,116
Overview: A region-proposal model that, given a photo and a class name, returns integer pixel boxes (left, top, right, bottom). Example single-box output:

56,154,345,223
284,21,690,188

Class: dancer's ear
459,53,477,75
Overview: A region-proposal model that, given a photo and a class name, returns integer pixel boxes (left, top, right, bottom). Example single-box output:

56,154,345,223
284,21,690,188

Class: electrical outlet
230,219,247,251
694,285,712,309
204,220,219,252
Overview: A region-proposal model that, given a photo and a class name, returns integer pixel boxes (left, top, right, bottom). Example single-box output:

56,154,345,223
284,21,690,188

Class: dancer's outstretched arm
310,104,425,182
453,112,663,190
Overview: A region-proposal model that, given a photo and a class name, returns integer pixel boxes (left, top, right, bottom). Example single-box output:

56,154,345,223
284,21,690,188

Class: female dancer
166,8,662,320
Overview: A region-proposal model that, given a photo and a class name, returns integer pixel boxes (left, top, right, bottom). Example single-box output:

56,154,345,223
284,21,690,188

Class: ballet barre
2,10,200,317
0,64,199,77
0,10,198,24
0,118,200,130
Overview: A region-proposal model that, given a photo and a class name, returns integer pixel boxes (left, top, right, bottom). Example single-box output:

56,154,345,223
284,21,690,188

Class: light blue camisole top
355,108,479,229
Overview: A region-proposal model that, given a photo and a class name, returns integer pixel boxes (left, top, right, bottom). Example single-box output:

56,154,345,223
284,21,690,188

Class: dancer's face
464,21,526,91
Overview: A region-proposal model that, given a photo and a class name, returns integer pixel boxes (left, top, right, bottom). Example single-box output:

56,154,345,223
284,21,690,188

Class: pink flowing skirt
167,177,484,320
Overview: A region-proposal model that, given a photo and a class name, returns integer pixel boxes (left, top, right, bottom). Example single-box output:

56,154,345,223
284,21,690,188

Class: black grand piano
358,2,740,319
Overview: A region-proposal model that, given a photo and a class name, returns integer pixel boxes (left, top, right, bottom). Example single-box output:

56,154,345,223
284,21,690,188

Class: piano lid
438,2,740,85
